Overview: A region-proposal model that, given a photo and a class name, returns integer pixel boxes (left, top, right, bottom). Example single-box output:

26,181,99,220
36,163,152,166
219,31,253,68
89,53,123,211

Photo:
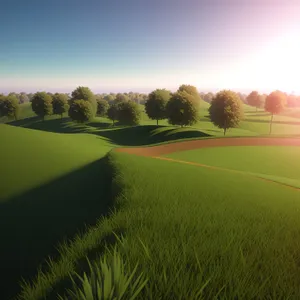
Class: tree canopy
166,91,199,127
246,91,263,110
265,90,286,134
70,86,97,116
145,89,171,125
96,99,109,117
107,103,120,125
117,101,141,125
177,84,200,102
0,95,20,120
31,92,53,120
52,93,69,118
209,90,243,135
68,100,93,123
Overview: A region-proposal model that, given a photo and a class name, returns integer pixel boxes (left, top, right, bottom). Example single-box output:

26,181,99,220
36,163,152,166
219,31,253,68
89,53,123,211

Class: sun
223,30,300,93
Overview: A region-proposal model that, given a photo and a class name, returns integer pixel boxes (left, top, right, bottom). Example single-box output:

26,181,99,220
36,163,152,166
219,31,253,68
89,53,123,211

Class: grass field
2,101,300,299
17,151,300,299
165,146,300,188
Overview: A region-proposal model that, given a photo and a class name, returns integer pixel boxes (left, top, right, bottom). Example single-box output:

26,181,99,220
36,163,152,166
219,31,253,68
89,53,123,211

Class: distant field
165,146,300,188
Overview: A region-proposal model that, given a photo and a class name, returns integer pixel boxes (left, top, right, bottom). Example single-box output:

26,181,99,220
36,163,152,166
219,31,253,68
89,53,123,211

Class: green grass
165,146,300,185
0,124,112,201
3,101,300,299
19,151,300,299
0,124,115,299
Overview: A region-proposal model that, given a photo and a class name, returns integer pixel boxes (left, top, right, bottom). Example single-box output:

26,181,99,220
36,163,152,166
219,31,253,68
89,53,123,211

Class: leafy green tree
166,91,199,127
70,86,97,117
209,90,243,136
117,101,141,125
246,91,263,111
107,103,120,125
145,89,171,125
31,92,53,121
52,93,69,119
0,95,20,120
68,100,93,123
265,90,286,134
104,94,115,104
114,93,130,104
97,99,109,117
177,84,200,102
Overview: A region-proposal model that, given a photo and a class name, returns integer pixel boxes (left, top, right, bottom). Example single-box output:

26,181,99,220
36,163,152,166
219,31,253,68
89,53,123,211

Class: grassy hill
18,150,300,299
2,100,300,299
0,124,114,299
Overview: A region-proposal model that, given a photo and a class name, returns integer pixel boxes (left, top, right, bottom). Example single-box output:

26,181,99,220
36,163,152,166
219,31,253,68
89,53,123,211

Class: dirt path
114,137,300,191
115,137,300,157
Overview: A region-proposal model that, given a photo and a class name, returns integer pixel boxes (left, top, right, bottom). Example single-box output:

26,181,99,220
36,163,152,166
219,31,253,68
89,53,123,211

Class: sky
1,0,300,94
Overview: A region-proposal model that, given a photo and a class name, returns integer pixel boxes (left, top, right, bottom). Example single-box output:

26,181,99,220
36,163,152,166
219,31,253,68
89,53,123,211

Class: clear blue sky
1,0,300,94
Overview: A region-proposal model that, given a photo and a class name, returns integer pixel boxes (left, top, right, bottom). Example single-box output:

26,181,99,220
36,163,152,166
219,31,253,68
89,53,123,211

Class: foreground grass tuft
58,245,148,300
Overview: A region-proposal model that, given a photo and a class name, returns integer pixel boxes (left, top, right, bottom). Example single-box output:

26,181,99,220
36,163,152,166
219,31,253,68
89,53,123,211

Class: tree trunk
224,128,227,136
269,113,273,135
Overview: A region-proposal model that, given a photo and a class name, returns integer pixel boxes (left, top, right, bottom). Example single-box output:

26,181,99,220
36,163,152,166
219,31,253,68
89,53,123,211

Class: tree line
0,86,290,135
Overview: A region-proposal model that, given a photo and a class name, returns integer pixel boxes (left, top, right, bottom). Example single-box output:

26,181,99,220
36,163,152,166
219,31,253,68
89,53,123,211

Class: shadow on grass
0,156,115,300
96,125,211,146
243,118,300,125
8,117,211,146
8,117,90,133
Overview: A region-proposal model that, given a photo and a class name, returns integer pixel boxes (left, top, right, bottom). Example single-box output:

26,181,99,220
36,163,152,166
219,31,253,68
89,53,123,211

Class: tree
107,103,120,125
166,91,199,127
31,92,53,121
145,89,171,125
104,94,115,105
70,86,97,117
177,84,200,102
114,93,130,104
117,101,141,125
97,99,109,117
209,90,243,136
265,90,286,134
52,93,69,119
0,95,20,120
68,100,93,123
19,92,29,104
246,91,263,111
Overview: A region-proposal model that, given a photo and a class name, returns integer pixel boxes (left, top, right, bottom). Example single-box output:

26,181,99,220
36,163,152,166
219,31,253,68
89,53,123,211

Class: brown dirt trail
115,137,300,157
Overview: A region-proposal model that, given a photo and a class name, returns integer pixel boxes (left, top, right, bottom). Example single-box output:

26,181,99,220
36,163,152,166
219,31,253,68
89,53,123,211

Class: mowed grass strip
20,151,300,299
165,146,300,181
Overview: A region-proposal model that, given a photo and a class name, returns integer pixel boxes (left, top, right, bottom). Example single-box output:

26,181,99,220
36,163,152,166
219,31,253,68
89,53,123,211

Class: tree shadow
96,125,211,146
8,117,211,146
0,156,116,300
8,117,90,133
243,118,300,125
